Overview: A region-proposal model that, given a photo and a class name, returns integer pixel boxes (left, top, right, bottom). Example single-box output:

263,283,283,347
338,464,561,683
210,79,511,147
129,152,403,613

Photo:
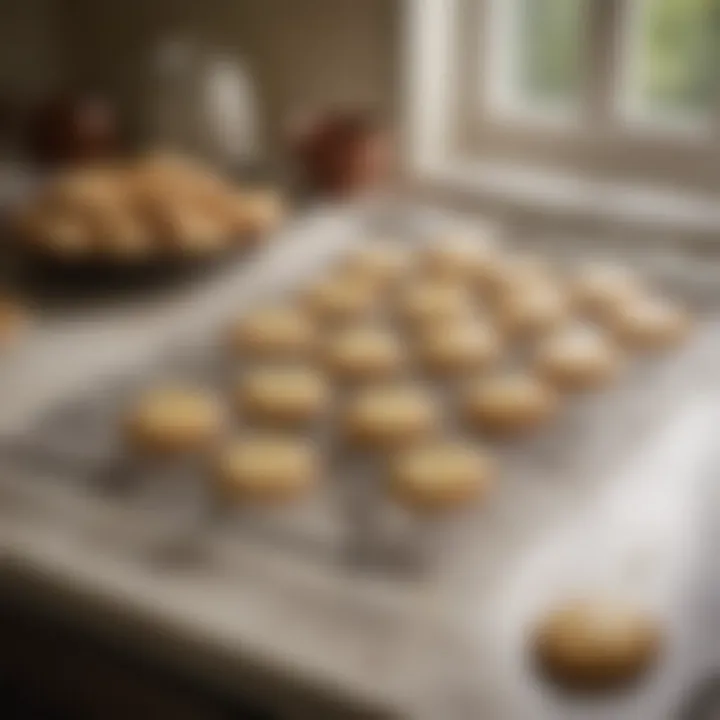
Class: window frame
405,0,720,197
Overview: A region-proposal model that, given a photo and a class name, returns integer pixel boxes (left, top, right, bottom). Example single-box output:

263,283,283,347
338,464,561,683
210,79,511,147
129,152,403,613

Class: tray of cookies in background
0,224,705,573
11,152,285,290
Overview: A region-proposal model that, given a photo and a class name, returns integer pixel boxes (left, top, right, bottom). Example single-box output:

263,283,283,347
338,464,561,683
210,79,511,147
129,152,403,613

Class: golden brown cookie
343,242,412,286
607,296,691,352
495,282,569,338
236,367,331,425
390,441,496,512
533,600,663,691
304,276,377,323
215,435,321,503
464,372,559,436
418,320,502,376
229,306,317,358
125,387,224,455
535,326,623,392
344,384,439,450
325,326,406,381
397,281,474,330
571,263,644,318
0,298,29,348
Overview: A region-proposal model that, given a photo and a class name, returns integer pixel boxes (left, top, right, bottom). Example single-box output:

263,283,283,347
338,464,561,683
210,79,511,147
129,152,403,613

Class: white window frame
403,0,720,234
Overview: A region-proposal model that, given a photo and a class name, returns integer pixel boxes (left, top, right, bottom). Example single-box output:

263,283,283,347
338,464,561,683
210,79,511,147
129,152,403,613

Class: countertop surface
1,204,720,720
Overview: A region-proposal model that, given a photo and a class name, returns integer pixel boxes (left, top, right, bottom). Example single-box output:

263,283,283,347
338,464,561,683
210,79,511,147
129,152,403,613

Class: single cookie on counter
397,280,475,331
606,296,691,352
236,366,331,426
325,326,406,381
535,325,623,392
571,262,644,319
533,600,663,691
344,383,439,450
304,275,378,324
215,434,321,503
389,441,496,512
125,386,225,455
495,282,569,339
418,320,503,376
228,306,317,359
464,372,559,436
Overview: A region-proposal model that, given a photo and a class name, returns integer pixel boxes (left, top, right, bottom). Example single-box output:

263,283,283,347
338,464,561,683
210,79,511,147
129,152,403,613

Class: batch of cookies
15,152,284,262
122,233,692,517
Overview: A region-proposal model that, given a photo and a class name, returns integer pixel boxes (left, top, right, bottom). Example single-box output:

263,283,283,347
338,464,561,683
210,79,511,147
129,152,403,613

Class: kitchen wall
0,0,65,103
60,0,400,159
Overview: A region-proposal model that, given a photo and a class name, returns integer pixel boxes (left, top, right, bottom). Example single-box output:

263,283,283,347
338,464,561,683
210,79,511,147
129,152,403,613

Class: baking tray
1,205,718,578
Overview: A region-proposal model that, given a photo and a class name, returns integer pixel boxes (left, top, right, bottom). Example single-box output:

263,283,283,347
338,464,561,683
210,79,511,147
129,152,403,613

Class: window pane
630,0,719,118
487,0,588,115
515,0,586,105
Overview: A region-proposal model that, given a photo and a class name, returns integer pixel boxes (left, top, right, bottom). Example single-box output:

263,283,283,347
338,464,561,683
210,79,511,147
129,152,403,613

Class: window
487,0,588,119
485,0,719,129
622,0,719,126
407,0,720,194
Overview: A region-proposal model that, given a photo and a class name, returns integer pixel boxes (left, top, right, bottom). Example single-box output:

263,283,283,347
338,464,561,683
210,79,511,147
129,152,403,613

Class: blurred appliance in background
150,38,261,178
289,109,393,198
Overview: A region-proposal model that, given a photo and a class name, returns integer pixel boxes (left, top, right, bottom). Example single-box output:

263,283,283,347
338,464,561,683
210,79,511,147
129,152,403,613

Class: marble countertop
1,204,720,720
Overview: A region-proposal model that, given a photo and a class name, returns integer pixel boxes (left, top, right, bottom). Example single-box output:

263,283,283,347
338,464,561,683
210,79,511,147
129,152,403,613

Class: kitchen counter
2,204,720,720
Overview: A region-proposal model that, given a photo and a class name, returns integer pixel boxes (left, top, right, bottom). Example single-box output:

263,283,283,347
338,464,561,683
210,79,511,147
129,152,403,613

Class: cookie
535,326,623,392
215,435,320,503
0,298,29,348
464,372,559,436
421,236,498,281
305,276,377,323
125,387,224,455
533,600,663,691
608,296,691,352
397,281,474,330
344,384,439,449
236,367,331,425
229,306,316,358
325,326,406,381
390,441,496,512
495,283,569,338
418,320,502,376
343,243,412,286
571,263,643,318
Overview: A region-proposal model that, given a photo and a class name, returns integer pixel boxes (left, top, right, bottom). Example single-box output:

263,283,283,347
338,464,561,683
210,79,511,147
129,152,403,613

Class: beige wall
0,0,65,102
61,0,399,157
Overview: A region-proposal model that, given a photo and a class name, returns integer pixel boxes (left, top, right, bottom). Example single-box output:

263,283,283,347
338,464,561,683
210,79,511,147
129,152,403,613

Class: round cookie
343,242,412,286
325,326,406,381
533,600,663,691
344,384,439,450
421,235,500,283
305,275,377,323
390,441,496,512
486,254,554,300
535,326,623,392
607,296,691,352
236,367,331,425
571,262,643,318
495,282,569,338
397,281,474,330
215,435,320,503
125,387,224,455
418,320,502,376
229,306,316,358
464,372,559,436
